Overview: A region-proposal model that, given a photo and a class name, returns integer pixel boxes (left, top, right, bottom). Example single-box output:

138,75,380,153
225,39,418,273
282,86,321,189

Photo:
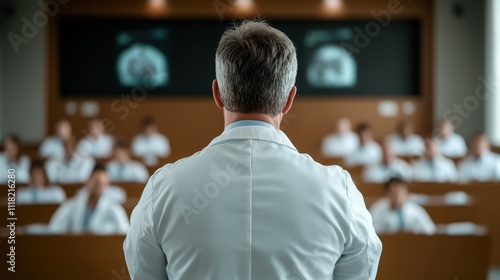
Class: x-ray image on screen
305,29,357,88
116,28,169,88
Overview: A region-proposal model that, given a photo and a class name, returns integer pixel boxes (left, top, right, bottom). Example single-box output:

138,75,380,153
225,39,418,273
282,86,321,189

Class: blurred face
88,120,104,138
30,167,46,187
359,129,372,145
387,182,408,209
424,139,439,159
56,120,72,141
336,118,351,134
398,122,413,139
471,135,489,157
144,123,158,136
439,120,454,139
4,137,19,160
114,147,130,162
87,171,109,198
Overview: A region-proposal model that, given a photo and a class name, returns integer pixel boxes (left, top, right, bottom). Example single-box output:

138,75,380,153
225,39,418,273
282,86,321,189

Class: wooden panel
378,234,490,280
0,234,489,280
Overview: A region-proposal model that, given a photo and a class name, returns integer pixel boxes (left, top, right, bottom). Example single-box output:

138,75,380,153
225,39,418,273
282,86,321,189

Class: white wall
434,0,486,141
486,0,500,145
0,0,45,144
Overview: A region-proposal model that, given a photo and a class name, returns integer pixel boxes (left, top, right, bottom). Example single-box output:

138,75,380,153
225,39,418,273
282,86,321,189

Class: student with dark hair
388,120,424,156
45,137,95,183
107,140,149,183
458,133,500,182
345,122,382,166
369,177,435,234
131,116,170,166
49,164,129,234
17,161,66,204
0,134,31,183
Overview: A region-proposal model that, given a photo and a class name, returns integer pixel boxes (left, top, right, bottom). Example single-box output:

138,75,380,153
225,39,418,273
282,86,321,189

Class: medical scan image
305,29,357,88
116,28,169,88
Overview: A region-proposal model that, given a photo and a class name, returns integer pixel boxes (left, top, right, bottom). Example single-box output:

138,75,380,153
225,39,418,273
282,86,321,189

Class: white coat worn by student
49,188,129,234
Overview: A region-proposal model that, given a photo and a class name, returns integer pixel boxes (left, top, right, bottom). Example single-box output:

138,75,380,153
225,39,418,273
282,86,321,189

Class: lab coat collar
208,125,298,152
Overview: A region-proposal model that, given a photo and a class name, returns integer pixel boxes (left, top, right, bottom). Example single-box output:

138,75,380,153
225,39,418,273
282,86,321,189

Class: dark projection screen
58,18,420,97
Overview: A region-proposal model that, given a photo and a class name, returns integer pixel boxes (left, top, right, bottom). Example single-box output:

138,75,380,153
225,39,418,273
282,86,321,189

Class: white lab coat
411,156,459,182
344,141,382,166
0,153,30,184
17,185,66,204
435,133,467,158
458,152,500,182
124,124,381,280
363,159,413,183
45,155,95,184
49,188,129,234
389,133,424,156
77,134,114,158
320,131,359,157
76,186,127,205
132,133,170,165
39,136,65,159
370,197,436,234
107,160,149,183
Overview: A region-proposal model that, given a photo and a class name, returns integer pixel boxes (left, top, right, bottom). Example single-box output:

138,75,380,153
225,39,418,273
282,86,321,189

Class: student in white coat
131,117,170,166
107,140,149,183
411,139,459,182
124,20,381,280
345,122,382,166
45,137,95,184
0,134,30,184
49,165,129,234
17,161,66,204
459,134,500,182
434,118,467,158
76,119,114,158
370,178,436,234
388,120,424,156
364,139,413,183
320,117,359,157
39,119,73,159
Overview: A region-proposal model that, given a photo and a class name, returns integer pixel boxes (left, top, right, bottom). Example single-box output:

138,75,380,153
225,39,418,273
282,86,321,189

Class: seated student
459,134,500,182
320,117,359,157
363,139,412,183
39,119,73,159
345,122,382,166
411,138,458,182
388,120,424,156
434,118,467,158
107,140,149,183
370,177,436,234
131,117,171,166
17,161,66,204
0,134,30,184
48,164,129,234
76,119,114,158
45,137,95,184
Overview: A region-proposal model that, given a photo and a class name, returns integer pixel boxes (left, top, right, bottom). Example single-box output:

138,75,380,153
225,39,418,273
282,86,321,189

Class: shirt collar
209,123,297,151
224,120,276,131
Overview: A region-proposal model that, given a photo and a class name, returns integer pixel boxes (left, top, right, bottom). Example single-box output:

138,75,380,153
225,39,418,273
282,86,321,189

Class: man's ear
212,80,224,109
282,86,297,114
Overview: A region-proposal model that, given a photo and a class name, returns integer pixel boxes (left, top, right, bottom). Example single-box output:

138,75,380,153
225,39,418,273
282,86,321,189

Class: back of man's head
215,20,297,116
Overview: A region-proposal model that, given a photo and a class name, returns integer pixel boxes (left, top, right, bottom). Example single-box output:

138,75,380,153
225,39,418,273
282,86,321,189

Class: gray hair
215,20,298,116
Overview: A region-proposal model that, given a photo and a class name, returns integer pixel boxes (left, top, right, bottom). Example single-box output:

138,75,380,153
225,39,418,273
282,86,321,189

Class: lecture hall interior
1,0,500,279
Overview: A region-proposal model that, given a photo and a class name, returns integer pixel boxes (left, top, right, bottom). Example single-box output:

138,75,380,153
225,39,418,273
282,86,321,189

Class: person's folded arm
333,170,382,280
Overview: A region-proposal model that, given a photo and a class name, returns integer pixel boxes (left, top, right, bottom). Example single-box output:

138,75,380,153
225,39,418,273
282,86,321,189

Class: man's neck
223,109,282,130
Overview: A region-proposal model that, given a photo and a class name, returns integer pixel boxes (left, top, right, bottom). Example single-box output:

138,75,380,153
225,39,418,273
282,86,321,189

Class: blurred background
0,0,499,279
